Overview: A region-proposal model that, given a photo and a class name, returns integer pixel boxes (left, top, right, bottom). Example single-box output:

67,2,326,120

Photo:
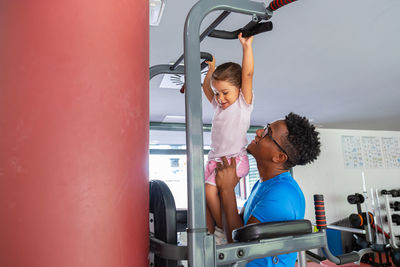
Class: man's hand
215,156,243,243
215,156,240,193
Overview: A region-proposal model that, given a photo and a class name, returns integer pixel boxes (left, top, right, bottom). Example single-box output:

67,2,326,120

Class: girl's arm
202,57,216,103
238,33,254,105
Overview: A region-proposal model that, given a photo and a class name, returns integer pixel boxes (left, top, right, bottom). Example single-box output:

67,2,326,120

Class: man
215,112,321,266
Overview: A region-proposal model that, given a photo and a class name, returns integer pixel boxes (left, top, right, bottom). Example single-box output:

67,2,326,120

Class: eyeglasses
262,123,290,161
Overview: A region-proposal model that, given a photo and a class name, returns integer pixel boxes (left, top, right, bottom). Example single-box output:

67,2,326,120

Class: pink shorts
204,154,250,186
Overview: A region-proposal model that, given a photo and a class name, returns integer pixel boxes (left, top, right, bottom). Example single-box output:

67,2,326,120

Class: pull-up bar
170,11,231,71
170,0,297,71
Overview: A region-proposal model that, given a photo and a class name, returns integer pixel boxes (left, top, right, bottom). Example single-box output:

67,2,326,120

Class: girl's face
211,80,240,110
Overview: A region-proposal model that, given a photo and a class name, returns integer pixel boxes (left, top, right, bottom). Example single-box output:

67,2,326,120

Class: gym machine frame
149,0,372,266
183,1,326,265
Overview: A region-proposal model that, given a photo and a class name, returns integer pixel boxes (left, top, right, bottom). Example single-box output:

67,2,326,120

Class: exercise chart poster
361,136,384,168
381,137,400,168
342,136,364,168
342,135,400,169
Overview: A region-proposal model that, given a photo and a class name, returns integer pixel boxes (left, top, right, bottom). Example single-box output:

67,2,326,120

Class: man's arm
216,157,244,243
219,188,243,243
239,200,261,225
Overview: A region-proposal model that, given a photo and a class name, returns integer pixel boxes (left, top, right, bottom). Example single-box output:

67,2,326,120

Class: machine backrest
149,180,177,267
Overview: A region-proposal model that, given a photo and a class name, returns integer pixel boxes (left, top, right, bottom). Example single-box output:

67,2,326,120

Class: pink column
0,1,149,266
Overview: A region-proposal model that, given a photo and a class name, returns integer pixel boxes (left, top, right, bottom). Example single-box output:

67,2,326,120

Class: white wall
293,128,400,236
150,127,400,236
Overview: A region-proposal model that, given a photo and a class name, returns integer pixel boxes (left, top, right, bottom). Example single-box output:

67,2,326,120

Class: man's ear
272,152,287,164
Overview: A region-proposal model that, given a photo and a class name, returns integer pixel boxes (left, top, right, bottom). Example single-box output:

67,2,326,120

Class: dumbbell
349,212,374,227
385,214,400,225
347,193,365,204
390,201,400,211
393,214,400,225
381,189,400,197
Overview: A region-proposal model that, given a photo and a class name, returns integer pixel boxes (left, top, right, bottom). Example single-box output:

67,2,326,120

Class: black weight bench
233,220,312,242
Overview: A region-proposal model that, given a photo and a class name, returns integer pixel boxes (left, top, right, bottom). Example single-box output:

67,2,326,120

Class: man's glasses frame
262,123,290,161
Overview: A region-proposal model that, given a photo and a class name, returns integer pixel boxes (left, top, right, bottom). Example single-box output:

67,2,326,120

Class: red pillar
0,1,149,266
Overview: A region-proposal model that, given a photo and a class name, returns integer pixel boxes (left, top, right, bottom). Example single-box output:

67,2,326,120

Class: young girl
202,33,254,236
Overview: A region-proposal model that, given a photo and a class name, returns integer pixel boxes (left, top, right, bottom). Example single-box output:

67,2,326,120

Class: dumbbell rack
347,192,388,267
381,189,400,249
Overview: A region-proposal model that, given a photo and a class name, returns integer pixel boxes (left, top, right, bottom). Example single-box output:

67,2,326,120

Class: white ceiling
150,0,400,132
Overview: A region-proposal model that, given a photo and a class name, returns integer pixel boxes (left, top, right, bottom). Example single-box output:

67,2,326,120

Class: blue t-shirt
243,171,305,267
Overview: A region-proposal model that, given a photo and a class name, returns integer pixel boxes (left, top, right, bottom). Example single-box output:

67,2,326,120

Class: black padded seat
232,219,312,242
149,180,177,267
176,209,187,232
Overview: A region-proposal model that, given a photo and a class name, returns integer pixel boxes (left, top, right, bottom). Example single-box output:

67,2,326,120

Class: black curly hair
281,112,321,169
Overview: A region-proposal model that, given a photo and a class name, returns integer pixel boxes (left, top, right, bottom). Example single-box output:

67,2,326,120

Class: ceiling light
149,0,166,26
163,115,186,123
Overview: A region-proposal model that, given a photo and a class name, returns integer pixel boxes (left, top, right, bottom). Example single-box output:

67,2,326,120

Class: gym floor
301,261,371,267
299,253,395,267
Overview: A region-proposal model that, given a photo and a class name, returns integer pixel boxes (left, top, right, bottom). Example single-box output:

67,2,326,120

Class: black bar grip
268,0,298,11
200,52,213,62
306,250,326,262
200,62,208,70
208,21,273,39
241,20,259,33
314,195,327,230
208,29,241,39
200,52,213,70
337,252,360,264
170,11,230,70
242,22,273,38
180,52,213,94
208,18,258,39
172,51,212,71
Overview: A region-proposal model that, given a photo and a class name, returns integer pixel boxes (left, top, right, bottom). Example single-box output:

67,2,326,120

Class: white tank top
208,92,253,160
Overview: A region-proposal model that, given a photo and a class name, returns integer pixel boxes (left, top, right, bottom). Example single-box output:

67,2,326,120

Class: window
245,154,259,198
149,144,260,209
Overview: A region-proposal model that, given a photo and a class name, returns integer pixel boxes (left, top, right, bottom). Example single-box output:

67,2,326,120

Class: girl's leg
235,154,250,183
206,204,215,233
205,183,223,231
220,203,232,243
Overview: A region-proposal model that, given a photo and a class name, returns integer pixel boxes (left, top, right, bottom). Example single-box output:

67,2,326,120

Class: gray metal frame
216,232,325,266
148,0,341,266
319,229,372,265
150,232,326,266
183,1,271,266
384,194,399,249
